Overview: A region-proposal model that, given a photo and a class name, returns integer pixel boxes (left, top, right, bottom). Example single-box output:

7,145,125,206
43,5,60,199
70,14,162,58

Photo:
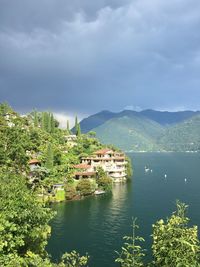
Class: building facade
75,148,127,182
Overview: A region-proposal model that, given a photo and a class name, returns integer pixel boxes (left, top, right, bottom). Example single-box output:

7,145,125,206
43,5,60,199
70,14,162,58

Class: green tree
50,113,55,133
64,182,77,200
34,110,39,127
76,123,81,137
0,117,29,173
97,176,112,192
59,251,89,267
45,143,54,170
67,120,71,135
152,201,200,267
76,179,94,196
75,116,78,132
0,171,54,263
0,102,13,117
88,131,96,138
42,112,48,132
96,166,107,178
47,113,52,133
115,219,145,267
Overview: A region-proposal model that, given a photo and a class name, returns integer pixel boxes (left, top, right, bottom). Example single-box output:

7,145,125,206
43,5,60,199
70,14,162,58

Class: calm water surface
47,153,200,266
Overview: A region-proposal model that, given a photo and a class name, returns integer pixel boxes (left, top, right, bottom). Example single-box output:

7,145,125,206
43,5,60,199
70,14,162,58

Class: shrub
76,179,94,196
97,176,112,192
65,183,77,200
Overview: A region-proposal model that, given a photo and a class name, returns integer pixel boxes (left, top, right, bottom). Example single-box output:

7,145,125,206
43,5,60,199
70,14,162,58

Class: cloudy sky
0,0,200,124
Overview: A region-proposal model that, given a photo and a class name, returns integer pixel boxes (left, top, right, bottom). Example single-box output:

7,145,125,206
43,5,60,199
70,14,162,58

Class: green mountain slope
141,109,200,125
158,115,200,151
92,115,165,151
77,109,200,133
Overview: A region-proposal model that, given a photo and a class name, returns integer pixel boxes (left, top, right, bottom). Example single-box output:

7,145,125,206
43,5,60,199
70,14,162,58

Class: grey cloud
0,0,200,114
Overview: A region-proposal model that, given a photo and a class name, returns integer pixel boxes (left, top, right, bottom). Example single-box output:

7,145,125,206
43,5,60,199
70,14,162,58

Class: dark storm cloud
1,0,200,115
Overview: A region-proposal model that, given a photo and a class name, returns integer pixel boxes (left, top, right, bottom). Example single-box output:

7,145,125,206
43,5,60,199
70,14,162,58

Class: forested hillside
92,115,164,151
0,103,116,266
78,109,200,152
158,115,200,151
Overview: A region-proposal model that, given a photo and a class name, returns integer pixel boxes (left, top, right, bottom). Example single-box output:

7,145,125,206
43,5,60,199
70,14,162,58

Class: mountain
140,109,200,125
92,114,165,151
78,109,200,133
77,109,200,152
158,115,200,152
75,110,116,133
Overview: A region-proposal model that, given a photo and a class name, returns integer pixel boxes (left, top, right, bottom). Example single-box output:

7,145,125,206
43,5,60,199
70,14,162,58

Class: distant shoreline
125,150,199,153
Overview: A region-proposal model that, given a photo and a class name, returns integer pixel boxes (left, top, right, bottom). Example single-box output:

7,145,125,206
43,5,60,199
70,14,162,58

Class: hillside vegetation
158,115,200,151
92,115,164,151
78,110,200,152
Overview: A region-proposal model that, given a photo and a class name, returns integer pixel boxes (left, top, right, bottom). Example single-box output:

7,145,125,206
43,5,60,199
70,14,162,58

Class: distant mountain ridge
78,109,200,133
140,109,200,125
75,109,200,152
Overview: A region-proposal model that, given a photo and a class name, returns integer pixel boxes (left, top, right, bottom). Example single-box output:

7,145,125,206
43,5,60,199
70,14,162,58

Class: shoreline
125,150,199,153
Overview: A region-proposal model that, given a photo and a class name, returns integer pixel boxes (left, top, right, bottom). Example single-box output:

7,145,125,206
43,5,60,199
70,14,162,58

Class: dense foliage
76,179,95,196
152,201,200,267
116,202,200,267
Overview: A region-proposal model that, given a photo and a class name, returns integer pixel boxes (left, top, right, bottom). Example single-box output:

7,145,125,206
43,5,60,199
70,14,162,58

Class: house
64,135,77,147
80,148,127,182
74,163,97,179
28,159,41,171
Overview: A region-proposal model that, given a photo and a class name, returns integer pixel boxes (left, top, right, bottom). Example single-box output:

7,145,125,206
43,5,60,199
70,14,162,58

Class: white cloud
53,112,87,129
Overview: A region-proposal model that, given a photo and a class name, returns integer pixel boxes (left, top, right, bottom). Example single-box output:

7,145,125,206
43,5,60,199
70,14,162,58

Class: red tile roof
75,171,96,176
74,163,91,169
28,159,40,165
94,148,114,155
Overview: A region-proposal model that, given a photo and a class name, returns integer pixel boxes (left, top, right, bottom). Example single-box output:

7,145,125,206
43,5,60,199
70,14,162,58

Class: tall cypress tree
45,143,54,169
75,116,78,133
51,113,55,134
41,112,45,131
33,110,38,127
76,123,81,137
47,112,52,133
67,120,70,135
42,112,49,132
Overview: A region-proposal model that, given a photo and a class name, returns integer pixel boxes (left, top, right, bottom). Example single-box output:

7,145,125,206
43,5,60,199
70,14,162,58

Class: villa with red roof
74,163,96,179
76,148,127,182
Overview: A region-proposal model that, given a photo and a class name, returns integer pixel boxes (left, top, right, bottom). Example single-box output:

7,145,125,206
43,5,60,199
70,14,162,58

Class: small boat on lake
145,166,150,172
94,190,105,195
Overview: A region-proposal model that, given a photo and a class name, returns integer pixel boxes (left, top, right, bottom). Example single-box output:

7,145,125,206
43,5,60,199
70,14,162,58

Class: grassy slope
92,115,165,151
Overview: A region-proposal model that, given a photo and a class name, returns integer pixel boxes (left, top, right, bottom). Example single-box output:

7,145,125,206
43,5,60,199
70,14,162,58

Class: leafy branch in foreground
115,219,145,267
152,201,200,267
116,202,200,267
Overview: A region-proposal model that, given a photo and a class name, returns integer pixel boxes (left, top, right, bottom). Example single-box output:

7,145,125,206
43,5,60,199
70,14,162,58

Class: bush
65,183,77,200
97,176,112,192
152,201,200,267
76,179,94,196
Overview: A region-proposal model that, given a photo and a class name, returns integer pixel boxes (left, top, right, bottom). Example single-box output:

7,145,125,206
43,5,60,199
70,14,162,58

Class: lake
47,152,200,266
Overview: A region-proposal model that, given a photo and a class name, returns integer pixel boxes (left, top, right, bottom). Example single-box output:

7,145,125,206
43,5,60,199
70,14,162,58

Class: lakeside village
0,103,132,202
29,146,129,201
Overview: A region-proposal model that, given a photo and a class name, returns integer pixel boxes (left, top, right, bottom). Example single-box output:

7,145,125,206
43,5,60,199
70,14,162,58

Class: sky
0,0,200,126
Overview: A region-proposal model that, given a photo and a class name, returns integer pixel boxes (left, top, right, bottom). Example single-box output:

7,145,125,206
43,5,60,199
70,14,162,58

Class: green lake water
47,153,200,266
